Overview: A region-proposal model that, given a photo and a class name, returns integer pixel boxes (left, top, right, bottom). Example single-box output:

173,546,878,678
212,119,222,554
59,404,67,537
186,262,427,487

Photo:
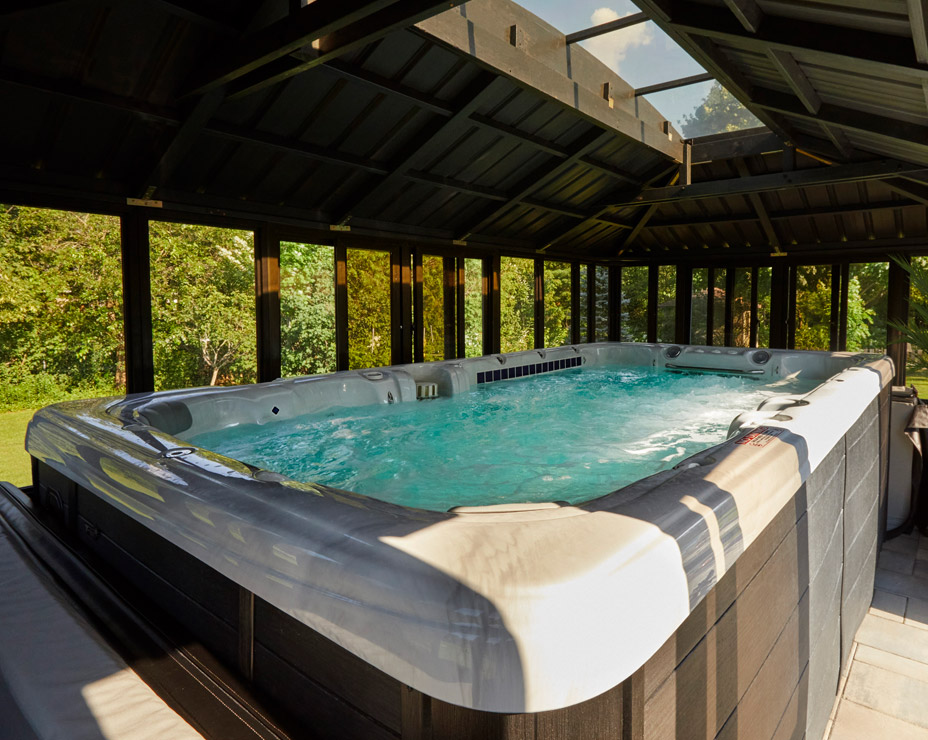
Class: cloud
583,7,654,75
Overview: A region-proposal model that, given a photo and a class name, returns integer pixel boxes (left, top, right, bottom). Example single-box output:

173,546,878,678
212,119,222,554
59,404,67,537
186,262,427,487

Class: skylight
517,0,761,137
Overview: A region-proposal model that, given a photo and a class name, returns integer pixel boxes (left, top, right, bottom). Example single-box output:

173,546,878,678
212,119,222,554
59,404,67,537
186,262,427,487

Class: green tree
0,205,124,409
149,222,257,390
280,242,336,376
681,82,762,138
500,256,534,352
464,258,483,357
544,261,571,346
346,248,391,369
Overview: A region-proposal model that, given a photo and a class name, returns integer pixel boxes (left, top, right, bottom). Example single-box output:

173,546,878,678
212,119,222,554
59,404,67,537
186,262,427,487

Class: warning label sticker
734,426,784,448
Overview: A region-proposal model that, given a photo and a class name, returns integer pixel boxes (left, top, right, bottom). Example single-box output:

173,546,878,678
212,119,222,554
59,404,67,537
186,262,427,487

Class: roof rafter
666,6,928,81
223,1,467,101
457,129,615,241
751,87,928,148
723,0,763,34
334,73,503,224
187,0,396,95
565,12,648,44
733,158,778,248
608,159,928,208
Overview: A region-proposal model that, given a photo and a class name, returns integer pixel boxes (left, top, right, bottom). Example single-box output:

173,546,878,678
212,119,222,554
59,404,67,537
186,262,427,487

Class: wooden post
334,241,348,371
121,209,154,393
787,264,797,349
647,264,659,343
675,265,692,344
750,266,759,347
609,265,621,342
571,262,582,344
586,264,596,343
413,250,424,363
838,263,850,351
829,263,841,352
456,257,466,359
534,258,545,349
724,266,735,347
888,257,910,386
706,267,716,346
391,244,413,365
443,256,457,360
483,255,501,355
254,225,281,382
769,262,788,349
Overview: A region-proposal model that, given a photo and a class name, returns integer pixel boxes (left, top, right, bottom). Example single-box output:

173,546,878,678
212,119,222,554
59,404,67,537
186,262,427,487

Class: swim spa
25,343,891,739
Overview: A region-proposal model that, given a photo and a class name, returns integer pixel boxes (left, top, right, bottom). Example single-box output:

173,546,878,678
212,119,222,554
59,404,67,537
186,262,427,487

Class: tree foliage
681,82,762,138
347,248,391,369
281,242,336,376
149,221,257,390
0,204,124,410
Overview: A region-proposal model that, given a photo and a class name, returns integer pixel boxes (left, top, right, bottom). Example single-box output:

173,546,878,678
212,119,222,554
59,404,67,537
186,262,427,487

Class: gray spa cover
0,498,204,740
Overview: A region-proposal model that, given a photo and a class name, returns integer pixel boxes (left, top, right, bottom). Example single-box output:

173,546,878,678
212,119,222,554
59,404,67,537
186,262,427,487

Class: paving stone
879,548,916,575
843,661,928,729
870,588,907,622
829,699,928,740
854,613,928,666
884,534,921,557
853,643,928,684
915,558,928,581
875,568,928,601
906,596,928,632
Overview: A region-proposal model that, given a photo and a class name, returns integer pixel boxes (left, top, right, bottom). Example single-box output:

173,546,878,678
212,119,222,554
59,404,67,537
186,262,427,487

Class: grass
0,409,35,487
907,368,928,397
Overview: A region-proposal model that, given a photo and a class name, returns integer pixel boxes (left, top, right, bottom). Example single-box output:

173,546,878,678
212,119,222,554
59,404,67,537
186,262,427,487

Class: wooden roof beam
565,13,648,44
733,158,778,248
223,1,467,101
186,0,398,95
634,72,713,97
884,178,928,206
723,0,763,34
910,0,928,63
751,87,928,149
333,74,503,224
458,129,615,241
607,159,928,207
667,7,928,81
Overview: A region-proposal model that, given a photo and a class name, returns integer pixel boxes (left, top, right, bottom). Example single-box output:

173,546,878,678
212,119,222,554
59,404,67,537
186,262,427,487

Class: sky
514,0,712,132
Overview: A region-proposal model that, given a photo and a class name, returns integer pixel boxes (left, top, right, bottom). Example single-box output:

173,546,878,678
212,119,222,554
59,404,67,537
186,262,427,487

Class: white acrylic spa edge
25,344,893,713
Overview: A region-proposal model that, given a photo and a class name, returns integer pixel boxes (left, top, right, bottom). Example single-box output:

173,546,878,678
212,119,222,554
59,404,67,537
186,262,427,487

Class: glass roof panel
517,1,764,138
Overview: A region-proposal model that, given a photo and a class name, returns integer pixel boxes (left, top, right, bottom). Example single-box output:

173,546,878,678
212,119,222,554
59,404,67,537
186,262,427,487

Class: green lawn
0,409,35,487
907,369,928,397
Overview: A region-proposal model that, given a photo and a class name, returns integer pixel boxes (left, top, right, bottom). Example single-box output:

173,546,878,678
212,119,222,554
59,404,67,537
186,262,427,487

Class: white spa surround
25,344,893,713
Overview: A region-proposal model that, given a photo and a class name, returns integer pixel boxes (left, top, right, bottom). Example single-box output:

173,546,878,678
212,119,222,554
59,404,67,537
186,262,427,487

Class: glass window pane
756,267,771,348
0,205,125,484
500,256,535,353
795,265,831,351
579,265,589,342
150,222,255,390
712,269,726,345
464,258,483,357
732,268,752,347
621,266,649,342
421,255,445,362
658,266,675,343
280,242,335,377
544,260,571,346
691,268,708,344
347,248,391,370
849,263,887,352
595,265,609,341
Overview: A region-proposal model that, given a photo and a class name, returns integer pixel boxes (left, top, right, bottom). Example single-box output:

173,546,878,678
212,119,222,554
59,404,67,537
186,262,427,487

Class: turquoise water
190,367,820,511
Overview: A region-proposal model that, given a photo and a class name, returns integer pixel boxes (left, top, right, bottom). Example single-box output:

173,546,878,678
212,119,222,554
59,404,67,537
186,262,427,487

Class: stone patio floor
826,530,928,739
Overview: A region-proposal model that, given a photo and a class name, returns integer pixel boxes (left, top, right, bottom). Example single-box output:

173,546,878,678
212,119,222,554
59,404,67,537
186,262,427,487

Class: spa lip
24,343,891,712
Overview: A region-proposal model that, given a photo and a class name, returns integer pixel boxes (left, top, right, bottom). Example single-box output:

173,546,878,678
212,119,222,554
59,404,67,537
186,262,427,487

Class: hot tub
25,343,891,739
